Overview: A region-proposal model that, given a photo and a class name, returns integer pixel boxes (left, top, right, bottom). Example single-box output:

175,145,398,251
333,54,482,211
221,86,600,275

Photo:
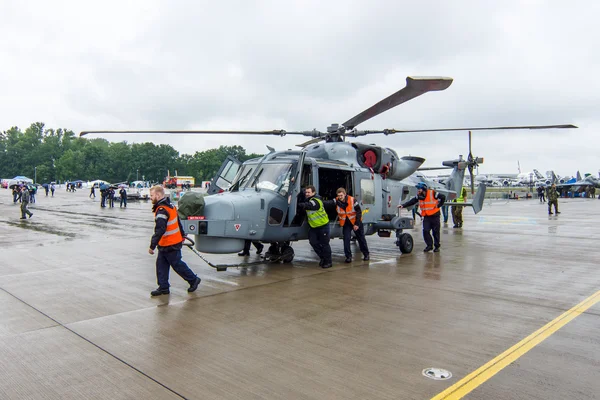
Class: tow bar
183,237,268,272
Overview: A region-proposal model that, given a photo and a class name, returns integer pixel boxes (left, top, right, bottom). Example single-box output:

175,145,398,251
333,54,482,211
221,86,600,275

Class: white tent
12,176,33,183
89,179,110,188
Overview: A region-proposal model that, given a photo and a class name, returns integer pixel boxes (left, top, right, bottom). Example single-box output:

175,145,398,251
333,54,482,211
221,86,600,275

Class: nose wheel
395,230,413,254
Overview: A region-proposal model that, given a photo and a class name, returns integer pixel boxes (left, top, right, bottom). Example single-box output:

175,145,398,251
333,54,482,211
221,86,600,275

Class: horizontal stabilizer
446,184,487,214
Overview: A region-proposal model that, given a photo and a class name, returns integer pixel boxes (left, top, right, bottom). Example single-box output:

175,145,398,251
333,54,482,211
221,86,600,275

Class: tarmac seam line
0,286,189,400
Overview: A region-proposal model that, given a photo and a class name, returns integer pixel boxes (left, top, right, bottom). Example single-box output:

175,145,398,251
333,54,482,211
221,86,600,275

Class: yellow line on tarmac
432,290,600,400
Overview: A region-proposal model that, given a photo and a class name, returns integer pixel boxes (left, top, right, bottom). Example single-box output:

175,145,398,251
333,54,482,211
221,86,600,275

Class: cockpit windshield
229,164,257,192
248,163,294,196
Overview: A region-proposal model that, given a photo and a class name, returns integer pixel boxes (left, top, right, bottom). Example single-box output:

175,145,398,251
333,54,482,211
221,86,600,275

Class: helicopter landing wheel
265,243,282,262
281,246,294,263
398,233,413,254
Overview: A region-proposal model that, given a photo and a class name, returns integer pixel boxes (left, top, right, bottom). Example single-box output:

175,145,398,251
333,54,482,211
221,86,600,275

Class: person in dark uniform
90,185,96,198
100,187,107,207
119,187,127,208
297,185,332,268
333,187,370,262
148,185,201,296
12,186,20,203
398,182,445,252
108,187,115,208
238,240,264,256
537,185,545,202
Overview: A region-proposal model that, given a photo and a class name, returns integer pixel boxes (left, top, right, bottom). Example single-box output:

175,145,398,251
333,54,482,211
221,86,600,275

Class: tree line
0,123,263,184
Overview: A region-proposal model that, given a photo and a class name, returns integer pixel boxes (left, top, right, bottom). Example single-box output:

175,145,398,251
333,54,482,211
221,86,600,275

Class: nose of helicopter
203,194,235,219
180,194,246,254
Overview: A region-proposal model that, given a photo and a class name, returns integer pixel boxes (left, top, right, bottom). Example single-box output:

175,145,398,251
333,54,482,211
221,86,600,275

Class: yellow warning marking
432,290,600,400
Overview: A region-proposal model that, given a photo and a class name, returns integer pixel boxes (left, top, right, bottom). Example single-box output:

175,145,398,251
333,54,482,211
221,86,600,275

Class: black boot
238,251,250,256
423,246,433,252
188,277,201,293
255,243,264,254
151,288,170,296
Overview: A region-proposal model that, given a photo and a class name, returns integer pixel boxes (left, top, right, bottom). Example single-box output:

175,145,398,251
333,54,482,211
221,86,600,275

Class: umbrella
99,183,109,190
42,183,49,188
9,183,20,190
118,184,128,188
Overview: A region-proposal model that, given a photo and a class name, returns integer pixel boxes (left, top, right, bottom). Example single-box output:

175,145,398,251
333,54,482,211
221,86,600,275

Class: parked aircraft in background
556,171,600,192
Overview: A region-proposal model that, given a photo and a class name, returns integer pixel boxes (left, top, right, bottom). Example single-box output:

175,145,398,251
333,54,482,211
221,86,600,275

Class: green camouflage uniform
547,186,559,214
451,188,467,227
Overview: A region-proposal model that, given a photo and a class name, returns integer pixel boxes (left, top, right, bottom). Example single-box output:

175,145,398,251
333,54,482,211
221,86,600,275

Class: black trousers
308,224,332,264
342,222,369,259
243,240,262,252
156,249,197,290
422,214,441,248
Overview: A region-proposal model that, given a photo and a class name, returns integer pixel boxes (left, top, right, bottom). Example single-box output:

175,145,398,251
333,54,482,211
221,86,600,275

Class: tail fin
533,169,544,180
471,184,486,214
577,171,582,181
441,156,466,194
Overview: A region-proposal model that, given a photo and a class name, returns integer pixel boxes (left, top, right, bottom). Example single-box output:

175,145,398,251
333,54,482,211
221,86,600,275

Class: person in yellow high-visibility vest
297,185,332,268
452,187,468,228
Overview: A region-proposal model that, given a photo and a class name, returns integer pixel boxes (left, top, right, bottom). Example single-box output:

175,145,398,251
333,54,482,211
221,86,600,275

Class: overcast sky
2,1,598,178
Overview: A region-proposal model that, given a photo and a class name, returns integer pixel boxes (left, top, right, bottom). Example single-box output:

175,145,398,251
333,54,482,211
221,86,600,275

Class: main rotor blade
296,137,324,147
417,167,453,171
468,130,472,156
342,76,453,130
79,129,321,137
469,165,475,194
361,124,578,135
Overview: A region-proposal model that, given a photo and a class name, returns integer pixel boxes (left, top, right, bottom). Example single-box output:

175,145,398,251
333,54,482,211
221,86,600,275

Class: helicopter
81,76,577,270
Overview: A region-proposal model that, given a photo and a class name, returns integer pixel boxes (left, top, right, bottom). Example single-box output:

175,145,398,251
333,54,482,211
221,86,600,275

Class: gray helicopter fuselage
183,142,425,253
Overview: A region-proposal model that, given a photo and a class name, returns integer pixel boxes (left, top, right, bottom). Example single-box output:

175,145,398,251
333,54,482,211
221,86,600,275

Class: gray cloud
1,1,598,177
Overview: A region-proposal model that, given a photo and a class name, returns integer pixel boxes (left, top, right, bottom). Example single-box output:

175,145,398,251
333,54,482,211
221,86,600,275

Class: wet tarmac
1,190,599,399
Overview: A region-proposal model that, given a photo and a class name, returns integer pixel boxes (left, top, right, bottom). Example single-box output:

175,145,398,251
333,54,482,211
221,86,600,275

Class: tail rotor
466,131,483,194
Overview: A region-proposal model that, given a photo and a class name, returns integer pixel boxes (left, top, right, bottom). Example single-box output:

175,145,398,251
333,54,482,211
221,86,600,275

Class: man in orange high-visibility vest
334,187,370,263
148,185,201,296
398,182,446,252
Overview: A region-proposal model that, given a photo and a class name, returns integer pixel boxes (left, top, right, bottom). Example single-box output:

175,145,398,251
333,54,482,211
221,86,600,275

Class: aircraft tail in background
533,169,545,180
